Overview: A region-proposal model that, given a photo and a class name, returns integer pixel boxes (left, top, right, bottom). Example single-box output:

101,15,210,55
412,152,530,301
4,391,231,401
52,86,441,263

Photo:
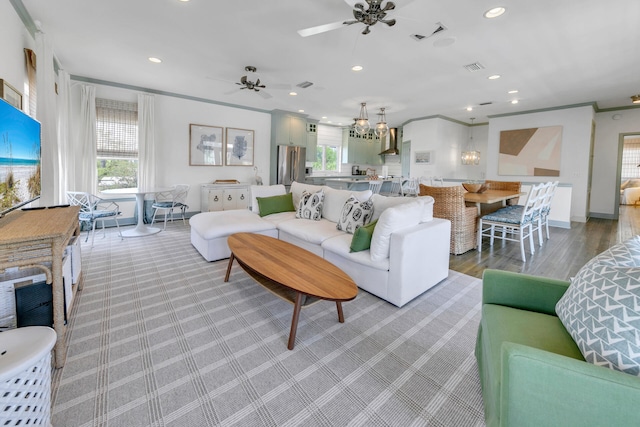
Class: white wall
73,83,272,213
488,106,594,222
591,109,640,216
0,2,34,107
402,117,488,181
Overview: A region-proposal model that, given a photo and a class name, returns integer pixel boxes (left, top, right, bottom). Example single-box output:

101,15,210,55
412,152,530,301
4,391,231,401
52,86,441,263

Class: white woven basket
0,327,55,427
0,353,52,426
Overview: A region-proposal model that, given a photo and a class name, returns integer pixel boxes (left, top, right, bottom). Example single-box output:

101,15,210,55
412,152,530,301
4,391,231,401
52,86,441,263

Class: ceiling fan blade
297,20,346,37
240,75,247,84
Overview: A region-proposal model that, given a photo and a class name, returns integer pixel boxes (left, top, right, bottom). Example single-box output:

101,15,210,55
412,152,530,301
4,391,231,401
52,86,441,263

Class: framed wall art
498,125,562,176
414,150,434,165
0,79,23,110
189,124,223,166
225,127,254,166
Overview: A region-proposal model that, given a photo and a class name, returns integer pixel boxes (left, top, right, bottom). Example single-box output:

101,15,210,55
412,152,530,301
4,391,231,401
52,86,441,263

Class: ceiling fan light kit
236,65,266,92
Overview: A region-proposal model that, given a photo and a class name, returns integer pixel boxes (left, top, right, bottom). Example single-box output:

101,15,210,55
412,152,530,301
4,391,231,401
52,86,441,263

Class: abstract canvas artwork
498,125,562,176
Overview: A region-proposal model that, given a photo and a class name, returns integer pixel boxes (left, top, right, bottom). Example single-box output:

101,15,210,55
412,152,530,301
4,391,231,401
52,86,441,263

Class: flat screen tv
0,98,41,216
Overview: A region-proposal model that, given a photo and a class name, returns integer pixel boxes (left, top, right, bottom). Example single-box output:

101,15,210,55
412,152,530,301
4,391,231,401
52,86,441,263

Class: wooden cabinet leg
224,253,235,282
288,292,304,350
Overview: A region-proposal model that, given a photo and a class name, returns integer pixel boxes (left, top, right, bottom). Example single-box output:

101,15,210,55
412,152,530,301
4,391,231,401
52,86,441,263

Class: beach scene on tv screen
0,100,41,212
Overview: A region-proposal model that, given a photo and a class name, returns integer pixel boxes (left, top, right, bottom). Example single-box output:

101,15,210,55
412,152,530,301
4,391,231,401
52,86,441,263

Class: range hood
379,127,399,155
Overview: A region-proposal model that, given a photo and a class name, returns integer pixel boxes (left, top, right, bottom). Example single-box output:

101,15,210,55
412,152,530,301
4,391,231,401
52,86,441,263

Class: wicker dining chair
419,184,478,255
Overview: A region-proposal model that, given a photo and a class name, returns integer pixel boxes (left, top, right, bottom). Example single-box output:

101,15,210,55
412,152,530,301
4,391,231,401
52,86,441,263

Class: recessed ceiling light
289,92,297,96
351,65,363,71
148,57,162,63
298,109,304,113
508,89,518,94
327,121,333,124
338,123,343,125
178,0,190,2
466,106,473,111
484,7,506,18
488,74,501,80
511,99,519,104
322,116,328,119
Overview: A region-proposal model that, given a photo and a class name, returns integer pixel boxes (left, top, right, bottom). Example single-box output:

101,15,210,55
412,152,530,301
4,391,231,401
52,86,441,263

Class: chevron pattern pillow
556,236,640,376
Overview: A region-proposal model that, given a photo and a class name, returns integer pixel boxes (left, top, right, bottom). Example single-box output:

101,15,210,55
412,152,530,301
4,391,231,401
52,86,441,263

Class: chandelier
354,102,370,135
461,118,480,165
374,107,389,138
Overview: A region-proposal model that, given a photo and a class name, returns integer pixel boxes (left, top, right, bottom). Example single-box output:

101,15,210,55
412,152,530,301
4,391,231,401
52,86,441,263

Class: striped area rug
52,223,486,426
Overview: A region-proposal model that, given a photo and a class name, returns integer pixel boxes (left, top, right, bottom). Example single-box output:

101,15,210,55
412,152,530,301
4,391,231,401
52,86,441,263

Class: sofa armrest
482,269,569,315
501,342,640,427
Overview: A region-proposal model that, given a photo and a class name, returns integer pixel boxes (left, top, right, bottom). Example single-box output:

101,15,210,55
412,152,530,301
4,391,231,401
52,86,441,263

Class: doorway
615,133,640,219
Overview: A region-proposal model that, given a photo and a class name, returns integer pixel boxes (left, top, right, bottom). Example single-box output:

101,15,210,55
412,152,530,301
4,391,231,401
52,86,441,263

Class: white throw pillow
370,194,415,221
296,189,324,220
370,200,423,261
556,236,640,376
323,187,372,223
336,195,374,234
290,181,325,208
250,184,286,213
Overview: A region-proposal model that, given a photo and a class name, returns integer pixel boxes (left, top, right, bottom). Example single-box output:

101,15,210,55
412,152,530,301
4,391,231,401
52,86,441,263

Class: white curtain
56,70,73,201
77,85,97,193
36,32,60,205
137,93,156,190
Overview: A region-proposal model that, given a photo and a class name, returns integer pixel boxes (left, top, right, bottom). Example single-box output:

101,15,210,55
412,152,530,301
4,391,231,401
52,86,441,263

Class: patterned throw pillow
296,189,324,220
336,196,374,234
556,236,640,376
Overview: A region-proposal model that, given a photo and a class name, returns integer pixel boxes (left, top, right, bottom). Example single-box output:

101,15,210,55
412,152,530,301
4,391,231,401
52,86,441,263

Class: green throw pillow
350,220,378,252
256,193,295,217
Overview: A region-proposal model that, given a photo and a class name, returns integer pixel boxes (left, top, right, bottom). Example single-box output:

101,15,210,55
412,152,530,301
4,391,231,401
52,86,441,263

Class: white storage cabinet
200,183,250,212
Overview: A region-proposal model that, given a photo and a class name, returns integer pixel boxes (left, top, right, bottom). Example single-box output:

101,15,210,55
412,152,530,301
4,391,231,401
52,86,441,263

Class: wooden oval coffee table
225,232,358,350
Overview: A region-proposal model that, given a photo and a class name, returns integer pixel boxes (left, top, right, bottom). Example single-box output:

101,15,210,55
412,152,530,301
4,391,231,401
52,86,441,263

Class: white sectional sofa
190,181,451,307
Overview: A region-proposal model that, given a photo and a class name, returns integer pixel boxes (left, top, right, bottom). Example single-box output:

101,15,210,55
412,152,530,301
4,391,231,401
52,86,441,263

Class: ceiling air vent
411,22,447,41
464,62,485,72
296,81,313,89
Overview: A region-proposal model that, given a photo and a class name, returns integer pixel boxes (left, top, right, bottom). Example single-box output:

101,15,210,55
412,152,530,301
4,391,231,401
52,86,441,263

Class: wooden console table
0,206,81,368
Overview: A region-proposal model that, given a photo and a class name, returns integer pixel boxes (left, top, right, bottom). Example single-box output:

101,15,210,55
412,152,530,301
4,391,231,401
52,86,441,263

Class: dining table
463,189,524,215
101,187,170,237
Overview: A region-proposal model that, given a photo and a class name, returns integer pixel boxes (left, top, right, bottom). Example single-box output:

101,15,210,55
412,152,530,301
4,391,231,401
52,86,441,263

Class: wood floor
449,205,640,281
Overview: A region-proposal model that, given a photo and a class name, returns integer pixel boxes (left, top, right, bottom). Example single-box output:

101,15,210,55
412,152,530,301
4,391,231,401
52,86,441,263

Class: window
621,136,640,179
314,145,339,172
313,125,341,172
96,98,138,190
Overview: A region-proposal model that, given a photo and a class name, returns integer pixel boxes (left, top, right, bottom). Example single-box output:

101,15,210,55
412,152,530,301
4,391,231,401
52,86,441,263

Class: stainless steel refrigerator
277,145,306,188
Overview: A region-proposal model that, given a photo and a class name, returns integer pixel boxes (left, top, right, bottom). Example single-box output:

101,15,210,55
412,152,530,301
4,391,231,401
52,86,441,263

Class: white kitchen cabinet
200,184,249,212
306,121,318,162
273,112,307,146
341,129,383,165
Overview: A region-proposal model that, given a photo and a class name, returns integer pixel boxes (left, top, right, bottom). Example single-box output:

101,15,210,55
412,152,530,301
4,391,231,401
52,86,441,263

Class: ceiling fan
234,66,271,98
298,0,413,37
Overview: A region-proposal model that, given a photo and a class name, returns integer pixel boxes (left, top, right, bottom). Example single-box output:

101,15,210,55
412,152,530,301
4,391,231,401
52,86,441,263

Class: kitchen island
325,178,394,191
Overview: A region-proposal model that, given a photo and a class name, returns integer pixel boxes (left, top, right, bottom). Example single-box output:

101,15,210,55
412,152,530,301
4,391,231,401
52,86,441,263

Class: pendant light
354,102,370,135
374,107,389,138
461,118,480,165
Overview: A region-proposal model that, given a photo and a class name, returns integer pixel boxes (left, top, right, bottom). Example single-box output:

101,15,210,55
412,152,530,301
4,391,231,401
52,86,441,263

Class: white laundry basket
0,326,56,426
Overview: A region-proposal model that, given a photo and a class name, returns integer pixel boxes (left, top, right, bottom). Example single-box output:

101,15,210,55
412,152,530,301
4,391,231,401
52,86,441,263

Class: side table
0,326,57,426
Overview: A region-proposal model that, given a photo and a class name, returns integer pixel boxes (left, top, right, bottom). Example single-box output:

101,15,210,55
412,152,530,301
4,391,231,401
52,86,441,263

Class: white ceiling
20,0,640,127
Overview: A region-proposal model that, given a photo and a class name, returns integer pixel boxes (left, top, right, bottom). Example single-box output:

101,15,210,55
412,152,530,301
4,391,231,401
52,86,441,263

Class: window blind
96,98,138,158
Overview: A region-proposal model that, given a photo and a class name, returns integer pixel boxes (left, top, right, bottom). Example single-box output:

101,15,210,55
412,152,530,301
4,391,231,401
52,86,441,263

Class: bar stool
0,326,57,426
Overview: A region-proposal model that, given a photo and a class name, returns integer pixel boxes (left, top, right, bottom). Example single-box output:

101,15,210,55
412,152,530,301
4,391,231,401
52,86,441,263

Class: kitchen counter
325,177,394,191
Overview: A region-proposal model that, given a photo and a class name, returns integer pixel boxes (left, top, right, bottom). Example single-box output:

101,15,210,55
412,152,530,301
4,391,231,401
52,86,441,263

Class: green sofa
475,269,640,427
